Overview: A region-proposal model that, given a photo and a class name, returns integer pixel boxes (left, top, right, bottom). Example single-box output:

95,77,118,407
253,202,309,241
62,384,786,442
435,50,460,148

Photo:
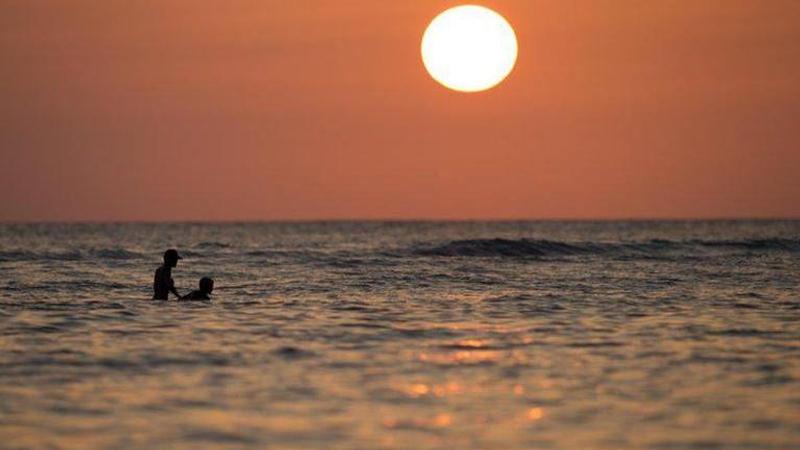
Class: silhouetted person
153,249,182,300
182,277,214,301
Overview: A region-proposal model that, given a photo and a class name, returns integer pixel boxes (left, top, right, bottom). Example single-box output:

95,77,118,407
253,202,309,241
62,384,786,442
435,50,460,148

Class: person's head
199,277,214,294
163,249,182,267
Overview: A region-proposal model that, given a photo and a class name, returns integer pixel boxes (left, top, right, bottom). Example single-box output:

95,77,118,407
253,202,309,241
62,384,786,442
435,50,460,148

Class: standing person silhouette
153,249,182,300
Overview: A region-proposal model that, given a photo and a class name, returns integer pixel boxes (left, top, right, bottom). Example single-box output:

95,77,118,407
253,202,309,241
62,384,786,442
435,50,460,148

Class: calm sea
1,221,798,449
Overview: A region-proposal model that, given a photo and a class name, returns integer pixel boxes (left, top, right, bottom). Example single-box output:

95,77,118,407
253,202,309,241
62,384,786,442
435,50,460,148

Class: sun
421,5,518,93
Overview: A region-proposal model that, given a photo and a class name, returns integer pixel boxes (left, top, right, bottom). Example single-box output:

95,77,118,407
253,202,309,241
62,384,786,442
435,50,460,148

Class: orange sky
1,0,798,221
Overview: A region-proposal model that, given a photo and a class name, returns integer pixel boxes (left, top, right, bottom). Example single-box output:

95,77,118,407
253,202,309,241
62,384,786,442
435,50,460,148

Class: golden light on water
408,383,430,396
453,339,491,348
402,382,465,398
527,407,545,421
418,350,502,365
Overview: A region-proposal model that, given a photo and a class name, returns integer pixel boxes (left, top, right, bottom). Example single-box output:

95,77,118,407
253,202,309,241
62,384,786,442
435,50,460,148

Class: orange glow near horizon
1,1,799,221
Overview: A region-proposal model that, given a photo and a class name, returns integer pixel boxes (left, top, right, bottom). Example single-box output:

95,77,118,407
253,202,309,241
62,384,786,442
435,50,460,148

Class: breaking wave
415,238,800,258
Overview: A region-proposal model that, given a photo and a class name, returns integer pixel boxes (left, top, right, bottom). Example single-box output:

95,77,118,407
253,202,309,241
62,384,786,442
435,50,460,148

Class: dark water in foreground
1,221,799,449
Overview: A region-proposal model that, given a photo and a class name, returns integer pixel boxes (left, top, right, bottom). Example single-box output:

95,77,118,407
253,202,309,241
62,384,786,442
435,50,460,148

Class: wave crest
415,238,800,258
416,239,586,257
0,248,143,262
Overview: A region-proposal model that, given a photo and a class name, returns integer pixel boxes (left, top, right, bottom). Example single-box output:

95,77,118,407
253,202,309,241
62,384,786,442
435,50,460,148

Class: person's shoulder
182,291,210,301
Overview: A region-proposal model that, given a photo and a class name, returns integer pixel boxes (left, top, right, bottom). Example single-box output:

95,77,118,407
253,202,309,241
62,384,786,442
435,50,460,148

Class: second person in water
182,277,214,301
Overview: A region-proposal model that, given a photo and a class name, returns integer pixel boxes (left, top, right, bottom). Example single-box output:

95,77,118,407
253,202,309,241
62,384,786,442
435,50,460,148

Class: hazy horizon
2,216,799,225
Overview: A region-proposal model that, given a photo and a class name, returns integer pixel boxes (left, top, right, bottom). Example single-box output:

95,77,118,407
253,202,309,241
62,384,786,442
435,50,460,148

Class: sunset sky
1,0,798,221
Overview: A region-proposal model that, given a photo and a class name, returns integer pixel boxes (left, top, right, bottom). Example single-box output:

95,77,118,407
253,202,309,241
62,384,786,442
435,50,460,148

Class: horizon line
1,216,799,225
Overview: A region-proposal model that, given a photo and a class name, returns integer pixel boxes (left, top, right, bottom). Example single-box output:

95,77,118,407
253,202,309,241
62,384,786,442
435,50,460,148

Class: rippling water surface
1,221,799,449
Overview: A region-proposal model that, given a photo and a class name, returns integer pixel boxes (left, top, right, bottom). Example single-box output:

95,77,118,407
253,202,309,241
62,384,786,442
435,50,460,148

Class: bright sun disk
421,5,518,92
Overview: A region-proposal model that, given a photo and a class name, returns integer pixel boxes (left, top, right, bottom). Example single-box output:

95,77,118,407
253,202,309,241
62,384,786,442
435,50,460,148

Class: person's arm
169,278,181,299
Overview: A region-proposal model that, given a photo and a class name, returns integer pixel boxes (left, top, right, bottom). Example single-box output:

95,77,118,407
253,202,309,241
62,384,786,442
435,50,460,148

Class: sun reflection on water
400,382,465,398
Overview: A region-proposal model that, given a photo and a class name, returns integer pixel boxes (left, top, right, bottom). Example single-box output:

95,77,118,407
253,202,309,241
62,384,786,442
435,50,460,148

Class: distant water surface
1,221,799,449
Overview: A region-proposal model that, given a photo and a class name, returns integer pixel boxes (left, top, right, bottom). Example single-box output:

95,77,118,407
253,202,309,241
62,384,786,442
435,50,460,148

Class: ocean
1,221,798,449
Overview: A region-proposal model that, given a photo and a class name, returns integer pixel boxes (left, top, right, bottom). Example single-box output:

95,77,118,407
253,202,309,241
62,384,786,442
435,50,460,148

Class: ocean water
0,221,798,449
